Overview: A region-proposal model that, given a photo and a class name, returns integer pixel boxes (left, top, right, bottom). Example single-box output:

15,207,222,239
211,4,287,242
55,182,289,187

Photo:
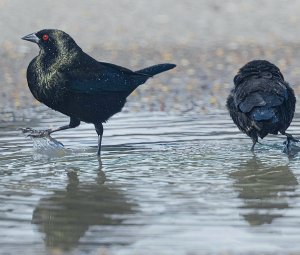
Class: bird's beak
21,33,40,43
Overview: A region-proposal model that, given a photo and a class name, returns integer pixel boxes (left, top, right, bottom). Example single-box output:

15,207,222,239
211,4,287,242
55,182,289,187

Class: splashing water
20,127,67,157
30,135,66,157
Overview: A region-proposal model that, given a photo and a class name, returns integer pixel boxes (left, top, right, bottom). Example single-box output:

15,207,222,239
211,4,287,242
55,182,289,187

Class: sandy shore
1,0,300,116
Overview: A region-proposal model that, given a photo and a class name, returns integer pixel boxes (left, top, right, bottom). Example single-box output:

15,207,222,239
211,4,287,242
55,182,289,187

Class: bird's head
22,29,81,55
234,60,284,85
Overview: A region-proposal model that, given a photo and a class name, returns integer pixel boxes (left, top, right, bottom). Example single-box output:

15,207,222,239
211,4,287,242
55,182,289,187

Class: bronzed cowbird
227,60,297,151
22,29,176,156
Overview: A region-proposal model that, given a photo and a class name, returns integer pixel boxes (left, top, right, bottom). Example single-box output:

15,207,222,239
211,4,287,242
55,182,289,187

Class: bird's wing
62,62,149,94
238,92,266,113
234,78,288,113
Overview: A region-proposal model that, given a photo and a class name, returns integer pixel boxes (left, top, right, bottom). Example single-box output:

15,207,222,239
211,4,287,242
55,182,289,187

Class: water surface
1,107,300,255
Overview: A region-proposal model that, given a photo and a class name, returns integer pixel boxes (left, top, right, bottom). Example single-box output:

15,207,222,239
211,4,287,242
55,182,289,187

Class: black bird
226,60,297,151
22,29,176,156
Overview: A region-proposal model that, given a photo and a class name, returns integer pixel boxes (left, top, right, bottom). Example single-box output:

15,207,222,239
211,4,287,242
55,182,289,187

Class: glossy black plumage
22,29,176,155
226,60,297,151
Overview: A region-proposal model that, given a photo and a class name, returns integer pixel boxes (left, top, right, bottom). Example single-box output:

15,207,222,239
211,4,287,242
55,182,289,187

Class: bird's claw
28,130,52,138
20,127,52,138
20,127,37,134
283,137,300,156
289,137,299,143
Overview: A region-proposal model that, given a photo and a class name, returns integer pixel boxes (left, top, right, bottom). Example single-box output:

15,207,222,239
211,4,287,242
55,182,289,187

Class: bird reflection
230,156,298,226
32,160,135,250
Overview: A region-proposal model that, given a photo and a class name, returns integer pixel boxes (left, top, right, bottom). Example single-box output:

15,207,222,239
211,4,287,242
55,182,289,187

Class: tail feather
251,107,278,123
135,63,176,77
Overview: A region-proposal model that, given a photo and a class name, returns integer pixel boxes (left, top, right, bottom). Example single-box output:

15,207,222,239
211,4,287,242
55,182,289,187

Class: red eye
42,34,49,41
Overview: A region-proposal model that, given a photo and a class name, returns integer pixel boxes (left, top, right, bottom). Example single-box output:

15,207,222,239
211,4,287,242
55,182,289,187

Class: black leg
250,134,258,152
283,132,299,151
247,130,258,152
250,141,256,152
284,132,299,142
49,117,80,134
94,123,103,156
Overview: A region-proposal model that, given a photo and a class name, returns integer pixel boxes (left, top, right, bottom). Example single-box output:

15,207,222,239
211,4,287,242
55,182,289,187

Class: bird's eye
42,34,49,41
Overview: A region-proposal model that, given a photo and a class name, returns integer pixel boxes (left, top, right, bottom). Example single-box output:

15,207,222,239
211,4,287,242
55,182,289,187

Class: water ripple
1,109,300,254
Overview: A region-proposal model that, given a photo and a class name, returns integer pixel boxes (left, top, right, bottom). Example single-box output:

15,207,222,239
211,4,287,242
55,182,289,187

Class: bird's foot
20,127,37,134
283,137,300,156
20,127,52,138
288,137,299,143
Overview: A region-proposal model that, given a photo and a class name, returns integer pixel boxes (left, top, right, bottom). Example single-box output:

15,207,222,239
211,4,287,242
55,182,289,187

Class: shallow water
1,107,300,255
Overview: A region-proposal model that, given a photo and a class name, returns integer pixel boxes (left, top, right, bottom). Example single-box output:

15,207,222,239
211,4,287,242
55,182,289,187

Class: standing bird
227,60,297,151
22,29,176,156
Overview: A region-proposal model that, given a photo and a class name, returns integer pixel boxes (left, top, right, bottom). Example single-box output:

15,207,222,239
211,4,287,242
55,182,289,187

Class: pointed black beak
21,33,40,43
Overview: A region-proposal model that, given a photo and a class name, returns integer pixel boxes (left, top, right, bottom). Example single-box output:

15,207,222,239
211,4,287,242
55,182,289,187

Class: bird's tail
135,63,176,77
251,107,278,123
250,107,280,137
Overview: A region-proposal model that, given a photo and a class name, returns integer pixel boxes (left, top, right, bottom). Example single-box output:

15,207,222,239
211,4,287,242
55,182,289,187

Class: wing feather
62,62,149,94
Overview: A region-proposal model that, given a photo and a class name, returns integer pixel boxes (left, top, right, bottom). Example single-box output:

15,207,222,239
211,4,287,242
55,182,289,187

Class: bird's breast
27,59,65,109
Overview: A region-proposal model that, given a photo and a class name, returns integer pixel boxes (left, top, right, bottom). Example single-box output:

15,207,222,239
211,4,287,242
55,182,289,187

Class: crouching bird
226,60,297,151
22,29,176,156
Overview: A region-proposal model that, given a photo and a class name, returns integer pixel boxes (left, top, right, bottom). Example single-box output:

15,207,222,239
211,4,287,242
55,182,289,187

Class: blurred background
2,0,300,115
